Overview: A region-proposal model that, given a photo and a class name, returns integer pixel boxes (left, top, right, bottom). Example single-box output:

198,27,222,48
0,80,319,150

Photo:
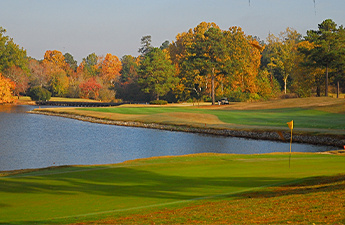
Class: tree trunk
211,67,215,105
337,81,340,98
325,64,329,97
284,77,287,94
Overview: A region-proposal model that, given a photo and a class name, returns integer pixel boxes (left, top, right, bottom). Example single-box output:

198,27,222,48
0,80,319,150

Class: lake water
0,105,338,171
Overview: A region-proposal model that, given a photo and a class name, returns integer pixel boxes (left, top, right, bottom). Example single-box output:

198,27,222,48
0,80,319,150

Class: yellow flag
287,120,293,130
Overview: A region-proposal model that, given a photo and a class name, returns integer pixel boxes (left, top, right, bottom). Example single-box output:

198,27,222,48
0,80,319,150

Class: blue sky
1,0,344,63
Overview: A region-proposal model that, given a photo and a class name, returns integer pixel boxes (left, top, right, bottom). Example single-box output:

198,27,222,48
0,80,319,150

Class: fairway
1,153,345,224
34,97,345,138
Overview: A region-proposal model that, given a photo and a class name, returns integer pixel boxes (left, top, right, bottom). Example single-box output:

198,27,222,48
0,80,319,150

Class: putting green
0,153,344,224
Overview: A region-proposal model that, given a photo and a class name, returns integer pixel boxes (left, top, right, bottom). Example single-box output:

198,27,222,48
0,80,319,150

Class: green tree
50,70,69,97
138,35,153,55
187,27,226,105
138,48,178,100
120,55,138,82
28,86,51,101
82,53,99,77
0,27,28,73
64,53,78,72
160,40,170,50
302,19,345,96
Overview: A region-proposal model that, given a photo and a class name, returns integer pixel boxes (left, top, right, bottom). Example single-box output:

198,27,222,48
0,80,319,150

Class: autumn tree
100,53,122,84
0,27,29,98
42,50,69,97
222,26,263,100
265,28,301,94
0,73,16,103
27,58,49,88
79,77,102,99
169,22,220,101
138,48,178,100
43,50,67,70
2,65,29,97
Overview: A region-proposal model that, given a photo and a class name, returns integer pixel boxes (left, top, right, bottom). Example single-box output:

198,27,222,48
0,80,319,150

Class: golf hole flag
287,120,293,130
287,120,293,168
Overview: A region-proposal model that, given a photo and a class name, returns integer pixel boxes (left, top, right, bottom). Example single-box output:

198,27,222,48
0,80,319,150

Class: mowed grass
1,153,345,224
79,100,345,130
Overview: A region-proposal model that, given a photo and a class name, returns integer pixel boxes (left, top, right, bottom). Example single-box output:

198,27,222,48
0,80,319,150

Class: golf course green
5,97,344,223
1,153,345,224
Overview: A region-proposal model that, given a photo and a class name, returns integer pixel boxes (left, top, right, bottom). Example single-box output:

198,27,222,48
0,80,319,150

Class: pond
0,105,338,171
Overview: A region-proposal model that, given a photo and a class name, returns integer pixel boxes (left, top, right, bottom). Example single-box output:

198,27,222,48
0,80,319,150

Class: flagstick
289,128,292,168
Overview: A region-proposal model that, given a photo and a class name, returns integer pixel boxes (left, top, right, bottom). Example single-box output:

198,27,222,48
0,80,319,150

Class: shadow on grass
1,166,296,200
237,174,345,199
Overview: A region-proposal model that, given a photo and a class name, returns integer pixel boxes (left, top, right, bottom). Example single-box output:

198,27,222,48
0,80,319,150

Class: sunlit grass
80,106,345,130
1,153,345,224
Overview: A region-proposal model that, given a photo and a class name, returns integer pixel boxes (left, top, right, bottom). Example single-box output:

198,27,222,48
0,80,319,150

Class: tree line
0,19,344,104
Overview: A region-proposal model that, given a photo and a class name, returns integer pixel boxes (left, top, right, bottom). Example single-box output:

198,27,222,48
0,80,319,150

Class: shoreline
29,110,345,148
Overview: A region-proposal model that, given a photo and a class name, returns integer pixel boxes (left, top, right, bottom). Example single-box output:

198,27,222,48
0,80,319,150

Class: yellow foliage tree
100,53,122,84
0,73,16,104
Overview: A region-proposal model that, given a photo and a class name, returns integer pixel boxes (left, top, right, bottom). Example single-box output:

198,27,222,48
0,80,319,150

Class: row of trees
1,19,344,104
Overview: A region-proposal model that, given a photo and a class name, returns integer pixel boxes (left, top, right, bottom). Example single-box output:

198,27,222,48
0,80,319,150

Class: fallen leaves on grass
84,174,345,224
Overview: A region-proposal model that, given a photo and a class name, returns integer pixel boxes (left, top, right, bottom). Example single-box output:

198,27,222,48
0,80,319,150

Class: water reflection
0,105,338,171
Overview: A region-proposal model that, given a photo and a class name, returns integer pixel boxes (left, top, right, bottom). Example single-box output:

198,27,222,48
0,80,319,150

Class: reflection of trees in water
0,105,32,113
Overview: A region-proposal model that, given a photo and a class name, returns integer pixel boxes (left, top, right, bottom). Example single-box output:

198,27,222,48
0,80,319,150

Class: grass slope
34,97,345,136
1,153,345,224
77,97,345,131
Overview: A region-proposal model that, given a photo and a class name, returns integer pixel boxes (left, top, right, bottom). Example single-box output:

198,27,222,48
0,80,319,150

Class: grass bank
1,153,345,224
32,97,345,145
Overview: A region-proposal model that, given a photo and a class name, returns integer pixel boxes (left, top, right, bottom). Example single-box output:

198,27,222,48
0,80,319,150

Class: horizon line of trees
1,19,344,104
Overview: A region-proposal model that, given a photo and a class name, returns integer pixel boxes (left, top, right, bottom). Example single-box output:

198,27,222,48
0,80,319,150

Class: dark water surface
0,105,338,171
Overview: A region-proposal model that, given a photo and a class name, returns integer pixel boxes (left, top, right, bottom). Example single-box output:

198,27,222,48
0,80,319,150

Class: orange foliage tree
3,65,29,97
100,53,122,84
0,73,16,104
168,22,265,102
79,77,102,99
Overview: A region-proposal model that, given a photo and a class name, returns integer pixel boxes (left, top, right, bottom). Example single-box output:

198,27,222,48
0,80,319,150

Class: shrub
149,100,168,105
228,88,250,102
28,86,51,101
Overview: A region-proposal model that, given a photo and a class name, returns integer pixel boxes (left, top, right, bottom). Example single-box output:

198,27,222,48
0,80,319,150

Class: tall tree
169,22,220,101
64,53,78,72
303,19,345,96
265,28,301,94
100,53,122,84
160,40,170,50
138,48,178,100
42,50,69,97
120,55,139,82
187,27,226,105
138,35,153,55
82,53,100,77
3,65,29,97
0,27,28,73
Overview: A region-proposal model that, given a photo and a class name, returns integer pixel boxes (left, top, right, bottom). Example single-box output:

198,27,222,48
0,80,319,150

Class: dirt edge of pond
29,110,345,148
